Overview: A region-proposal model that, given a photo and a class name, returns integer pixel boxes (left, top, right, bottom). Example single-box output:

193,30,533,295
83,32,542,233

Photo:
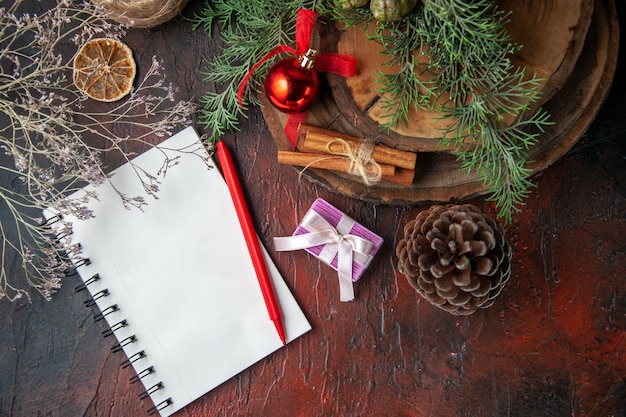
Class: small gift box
273,198,383,302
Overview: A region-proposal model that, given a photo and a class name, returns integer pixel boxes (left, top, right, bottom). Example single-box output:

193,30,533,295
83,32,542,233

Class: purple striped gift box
292,198,383,282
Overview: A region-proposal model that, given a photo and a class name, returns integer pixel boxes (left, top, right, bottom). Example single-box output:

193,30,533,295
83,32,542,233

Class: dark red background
1,2,624,416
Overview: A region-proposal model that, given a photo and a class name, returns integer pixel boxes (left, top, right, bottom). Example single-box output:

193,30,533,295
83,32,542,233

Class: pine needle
326,0,553,222
193,0,554,222
190,0,316,142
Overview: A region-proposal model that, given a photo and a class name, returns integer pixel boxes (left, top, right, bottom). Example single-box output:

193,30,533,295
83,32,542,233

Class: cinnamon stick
386,168,416,187
277,150,395,177
297,124,417,171
277,150,415,186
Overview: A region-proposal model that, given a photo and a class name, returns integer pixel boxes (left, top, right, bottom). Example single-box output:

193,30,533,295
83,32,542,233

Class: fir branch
328,0,553,222
442,98,552,222
375,56,432,129
190,0,317,142
191,0,553,221
318,1,373,27
369,9,433,130
197,86,245,139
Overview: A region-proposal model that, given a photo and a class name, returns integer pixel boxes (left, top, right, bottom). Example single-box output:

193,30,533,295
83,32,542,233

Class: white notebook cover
44,127,311,416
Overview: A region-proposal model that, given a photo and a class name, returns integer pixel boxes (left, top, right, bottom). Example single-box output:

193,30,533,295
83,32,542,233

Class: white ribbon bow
274,210,374,302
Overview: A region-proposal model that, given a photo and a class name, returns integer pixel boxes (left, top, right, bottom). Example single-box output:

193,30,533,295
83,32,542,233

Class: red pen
215,140,287,345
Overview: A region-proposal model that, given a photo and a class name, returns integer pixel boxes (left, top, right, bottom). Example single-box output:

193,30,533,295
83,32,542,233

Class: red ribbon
237,8,357,150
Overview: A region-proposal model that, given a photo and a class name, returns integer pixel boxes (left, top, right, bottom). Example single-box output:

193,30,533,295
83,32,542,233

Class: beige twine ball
93,0,190,28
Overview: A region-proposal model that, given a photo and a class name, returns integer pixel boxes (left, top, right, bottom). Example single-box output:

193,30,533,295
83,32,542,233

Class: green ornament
370,0,418,21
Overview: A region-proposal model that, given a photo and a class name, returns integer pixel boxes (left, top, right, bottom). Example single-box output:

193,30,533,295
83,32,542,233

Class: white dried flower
0,0,198,302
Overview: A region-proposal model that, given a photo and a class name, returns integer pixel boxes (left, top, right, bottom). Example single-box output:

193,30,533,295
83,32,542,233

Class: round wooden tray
330,0,594,150
260,0,618,206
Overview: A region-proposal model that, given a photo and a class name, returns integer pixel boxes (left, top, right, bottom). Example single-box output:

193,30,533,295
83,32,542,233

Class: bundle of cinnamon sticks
277,124,417,186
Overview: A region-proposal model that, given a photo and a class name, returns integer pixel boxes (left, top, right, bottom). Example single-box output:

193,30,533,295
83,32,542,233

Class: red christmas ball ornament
265,49,320,114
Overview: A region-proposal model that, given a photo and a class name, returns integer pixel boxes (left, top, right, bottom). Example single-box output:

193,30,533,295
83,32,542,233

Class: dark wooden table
1,2,625,416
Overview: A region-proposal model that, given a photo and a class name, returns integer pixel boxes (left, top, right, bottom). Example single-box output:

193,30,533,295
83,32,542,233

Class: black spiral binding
94,304,118,322
139,382,163,400
65,257,91,277
130,366,154,384
111,335,136,353
147,398,172,416
65,222,171,416
84,289,108,307
75,274,100,292
102,320,127,337
40,213,62,228
121,350,146,369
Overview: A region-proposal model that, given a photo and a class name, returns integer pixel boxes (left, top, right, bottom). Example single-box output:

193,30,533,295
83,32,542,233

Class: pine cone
396,204,512,315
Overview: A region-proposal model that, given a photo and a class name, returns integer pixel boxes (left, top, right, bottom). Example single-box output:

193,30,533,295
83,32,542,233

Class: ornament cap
298,48,318,69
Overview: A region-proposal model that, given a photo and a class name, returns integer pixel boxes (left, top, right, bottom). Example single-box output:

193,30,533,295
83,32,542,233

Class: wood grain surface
334,0,592,140
1,1,624,417
261,0,618,205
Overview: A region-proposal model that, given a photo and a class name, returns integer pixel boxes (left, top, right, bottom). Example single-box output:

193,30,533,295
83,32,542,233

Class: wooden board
499,0,594,106
331,0,594,147
261,0,618,206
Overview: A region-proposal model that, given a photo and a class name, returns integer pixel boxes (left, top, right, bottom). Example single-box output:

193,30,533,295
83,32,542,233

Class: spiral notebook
43,127,311,416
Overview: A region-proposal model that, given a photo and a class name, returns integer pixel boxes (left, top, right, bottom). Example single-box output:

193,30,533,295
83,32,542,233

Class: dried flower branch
0,0,197,302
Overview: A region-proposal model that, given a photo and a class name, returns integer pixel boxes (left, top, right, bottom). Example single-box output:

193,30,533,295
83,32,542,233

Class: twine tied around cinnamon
325,138,382,185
